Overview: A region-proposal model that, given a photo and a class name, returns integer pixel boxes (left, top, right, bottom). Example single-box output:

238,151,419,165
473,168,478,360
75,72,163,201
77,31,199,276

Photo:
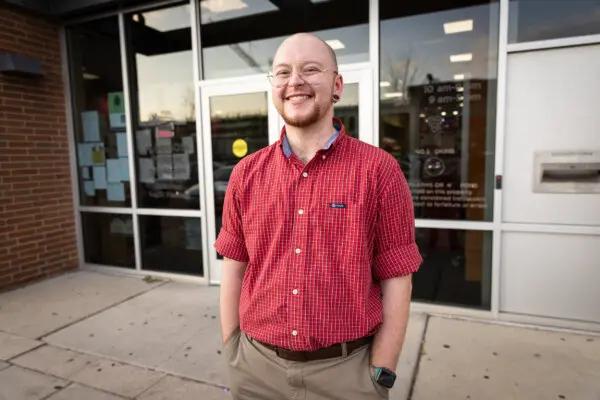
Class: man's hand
220,258,247,344
370,274,413,372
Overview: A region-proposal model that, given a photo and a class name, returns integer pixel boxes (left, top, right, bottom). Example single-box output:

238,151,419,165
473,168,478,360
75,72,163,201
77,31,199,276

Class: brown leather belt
254,336,373,362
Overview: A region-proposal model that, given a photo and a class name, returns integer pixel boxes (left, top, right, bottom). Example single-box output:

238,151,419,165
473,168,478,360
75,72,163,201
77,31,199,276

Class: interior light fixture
450,53,473,63
444,19,474,34
454,74,465,81
83,72,99,80
325,39,345,50
453,110,459,116
379,81,391,87
201,0,248,13
384,92,403,98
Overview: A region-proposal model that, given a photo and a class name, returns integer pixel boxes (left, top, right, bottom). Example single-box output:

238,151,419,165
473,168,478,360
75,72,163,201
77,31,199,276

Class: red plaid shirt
215,119,422,351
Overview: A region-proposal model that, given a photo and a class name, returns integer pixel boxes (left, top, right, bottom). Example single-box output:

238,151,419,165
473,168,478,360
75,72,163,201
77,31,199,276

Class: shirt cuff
214,229,249,262
373,243,422,280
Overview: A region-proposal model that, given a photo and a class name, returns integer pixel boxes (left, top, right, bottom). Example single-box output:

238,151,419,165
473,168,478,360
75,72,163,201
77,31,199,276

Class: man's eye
304,67,320,74
276,71,290,77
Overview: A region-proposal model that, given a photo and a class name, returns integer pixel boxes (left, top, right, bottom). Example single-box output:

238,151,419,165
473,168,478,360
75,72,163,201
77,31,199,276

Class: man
215,33,422,400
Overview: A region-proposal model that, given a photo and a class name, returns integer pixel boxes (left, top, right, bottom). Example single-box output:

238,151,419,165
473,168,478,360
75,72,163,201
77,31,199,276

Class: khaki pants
224,329,390,400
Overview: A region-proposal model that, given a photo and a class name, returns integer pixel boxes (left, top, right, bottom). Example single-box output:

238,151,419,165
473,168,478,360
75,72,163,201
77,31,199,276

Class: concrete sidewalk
0,270,598,400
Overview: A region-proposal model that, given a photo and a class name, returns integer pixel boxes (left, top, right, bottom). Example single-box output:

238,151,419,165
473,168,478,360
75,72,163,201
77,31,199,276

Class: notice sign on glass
108,92,126,129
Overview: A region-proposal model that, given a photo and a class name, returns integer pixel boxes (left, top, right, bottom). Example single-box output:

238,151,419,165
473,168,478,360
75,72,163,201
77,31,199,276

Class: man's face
271,35,343,128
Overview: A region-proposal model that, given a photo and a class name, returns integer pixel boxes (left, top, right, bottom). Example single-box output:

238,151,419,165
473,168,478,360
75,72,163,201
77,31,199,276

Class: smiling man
215,33,422,400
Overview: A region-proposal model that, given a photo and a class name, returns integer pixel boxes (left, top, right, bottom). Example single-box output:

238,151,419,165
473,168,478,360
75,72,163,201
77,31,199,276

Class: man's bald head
273,33,338,71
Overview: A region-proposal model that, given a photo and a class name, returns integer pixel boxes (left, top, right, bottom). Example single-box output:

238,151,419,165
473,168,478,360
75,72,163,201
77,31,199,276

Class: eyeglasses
267,66,338,88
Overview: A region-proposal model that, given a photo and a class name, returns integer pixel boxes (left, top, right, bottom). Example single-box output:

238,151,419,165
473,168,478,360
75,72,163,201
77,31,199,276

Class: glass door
201,79,279,284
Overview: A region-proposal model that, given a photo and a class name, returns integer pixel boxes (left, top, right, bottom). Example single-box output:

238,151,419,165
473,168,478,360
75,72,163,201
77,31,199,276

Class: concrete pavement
0,270,598,400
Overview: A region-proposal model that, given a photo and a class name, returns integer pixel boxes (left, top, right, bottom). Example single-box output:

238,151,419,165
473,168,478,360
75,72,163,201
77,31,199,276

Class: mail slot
533,150,600,194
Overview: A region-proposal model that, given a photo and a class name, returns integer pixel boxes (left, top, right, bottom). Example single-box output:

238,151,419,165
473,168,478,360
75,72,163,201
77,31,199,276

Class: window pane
68,18,131,207
140,216,203,276
335,83,359,138
380,1,499,221
81,213,135,268
210,92,269,259
126,5,199,209
414,229,492,309
200,0,369,79
508,0,600,43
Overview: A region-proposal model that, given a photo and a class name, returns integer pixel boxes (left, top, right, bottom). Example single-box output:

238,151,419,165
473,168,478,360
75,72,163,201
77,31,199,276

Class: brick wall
0,3,78,290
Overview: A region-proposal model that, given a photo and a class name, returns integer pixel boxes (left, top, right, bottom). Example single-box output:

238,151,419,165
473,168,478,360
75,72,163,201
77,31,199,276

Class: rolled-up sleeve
214,164,249,262
373,159,422,280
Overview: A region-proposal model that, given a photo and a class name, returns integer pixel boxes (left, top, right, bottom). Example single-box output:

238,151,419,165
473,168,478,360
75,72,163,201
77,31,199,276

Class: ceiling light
450,53,473,63
454,74,465,81
444,19,474,34
201,0,248,13
83,72,99,80
325,39,345,50
453,110,459,116
380,81,391,87
457,87,465,92
441,111,447,116
384,92,403,98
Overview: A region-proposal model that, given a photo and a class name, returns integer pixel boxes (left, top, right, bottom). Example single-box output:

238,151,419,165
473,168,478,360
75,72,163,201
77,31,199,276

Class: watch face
378,369,396,389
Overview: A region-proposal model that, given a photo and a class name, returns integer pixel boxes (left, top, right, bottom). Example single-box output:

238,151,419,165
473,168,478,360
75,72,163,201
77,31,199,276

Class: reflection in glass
210,93,269,257
380,1,499,221
200,0,369,79
67,17,131,207
413,229,492,309
81,213,135,268
508,0,600,43
126,5,199,209
140,216,203,276
335,83,359,138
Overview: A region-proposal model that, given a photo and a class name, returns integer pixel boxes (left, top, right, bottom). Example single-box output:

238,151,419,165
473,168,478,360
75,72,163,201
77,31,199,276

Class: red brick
0,3,76,291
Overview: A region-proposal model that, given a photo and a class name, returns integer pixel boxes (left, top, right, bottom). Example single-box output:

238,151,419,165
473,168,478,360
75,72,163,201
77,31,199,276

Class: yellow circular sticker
232,139,248,158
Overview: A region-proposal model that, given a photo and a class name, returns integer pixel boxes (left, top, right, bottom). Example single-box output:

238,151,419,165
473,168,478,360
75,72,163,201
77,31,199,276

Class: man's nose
287,69,305,87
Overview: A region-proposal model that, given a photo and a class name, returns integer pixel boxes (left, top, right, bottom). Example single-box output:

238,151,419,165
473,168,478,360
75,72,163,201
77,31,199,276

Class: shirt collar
280,118,345,159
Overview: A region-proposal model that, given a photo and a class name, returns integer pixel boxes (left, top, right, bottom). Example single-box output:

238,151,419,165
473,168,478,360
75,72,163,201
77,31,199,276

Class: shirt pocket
317,198,367,252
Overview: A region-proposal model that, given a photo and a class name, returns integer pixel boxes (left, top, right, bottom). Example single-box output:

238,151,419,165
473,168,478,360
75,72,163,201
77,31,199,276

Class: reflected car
213,165,234,205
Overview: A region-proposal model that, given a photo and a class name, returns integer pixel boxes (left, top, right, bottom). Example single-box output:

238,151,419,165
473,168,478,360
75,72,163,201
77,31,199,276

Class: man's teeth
288,95,309,100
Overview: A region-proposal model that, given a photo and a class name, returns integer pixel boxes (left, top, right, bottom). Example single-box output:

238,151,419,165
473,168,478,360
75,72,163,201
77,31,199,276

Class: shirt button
295,248,301,254
298,209,304,215
292,330,298,336
292,289,298,295
302,172,308,178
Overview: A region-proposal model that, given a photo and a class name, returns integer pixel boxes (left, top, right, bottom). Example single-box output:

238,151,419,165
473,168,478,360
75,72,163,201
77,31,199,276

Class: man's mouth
285,94,313,103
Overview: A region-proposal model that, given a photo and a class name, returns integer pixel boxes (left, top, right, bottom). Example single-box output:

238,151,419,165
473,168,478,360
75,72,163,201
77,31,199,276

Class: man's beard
281,103,323,128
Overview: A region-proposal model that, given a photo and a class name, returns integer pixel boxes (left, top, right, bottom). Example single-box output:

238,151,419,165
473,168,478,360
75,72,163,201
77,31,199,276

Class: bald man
216,33,422,400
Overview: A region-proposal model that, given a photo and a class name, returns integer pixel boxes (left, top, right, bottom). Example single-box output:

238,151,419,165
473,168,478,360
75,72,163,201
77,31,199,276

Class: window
380,1,499,221
200,0,369,79
126,4,199,210
509,0,600,43
81,213,135,268
414,229,492,309
139,216,203,276
68,17,131,207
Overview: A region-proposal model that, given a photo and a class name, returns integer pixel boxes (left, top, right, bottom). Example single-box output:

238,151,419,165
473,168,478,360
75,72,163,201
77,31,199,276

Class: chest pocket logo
329,202,346,209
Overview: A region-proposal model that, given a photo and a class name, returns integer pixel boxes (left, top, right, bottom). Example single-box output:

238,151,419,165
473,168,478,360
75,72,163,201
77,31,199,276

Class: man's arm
220,257,247,344
369,274,413,371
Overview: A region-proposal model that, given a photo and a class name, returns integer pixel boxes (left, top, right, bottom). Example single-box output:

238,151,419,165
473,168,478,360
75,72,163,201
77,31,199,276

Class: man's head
270,33,343,128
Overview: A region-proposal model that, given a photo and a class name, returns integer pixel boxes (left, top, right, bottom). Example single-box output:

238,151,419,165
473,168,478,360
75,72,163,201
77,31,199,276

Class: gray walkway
0,270,598,400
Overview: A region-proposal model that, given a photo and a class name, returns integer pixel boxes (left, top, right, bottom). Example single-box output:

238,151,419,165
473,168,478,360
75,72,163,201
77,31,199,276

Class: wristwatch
371,366,397,389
